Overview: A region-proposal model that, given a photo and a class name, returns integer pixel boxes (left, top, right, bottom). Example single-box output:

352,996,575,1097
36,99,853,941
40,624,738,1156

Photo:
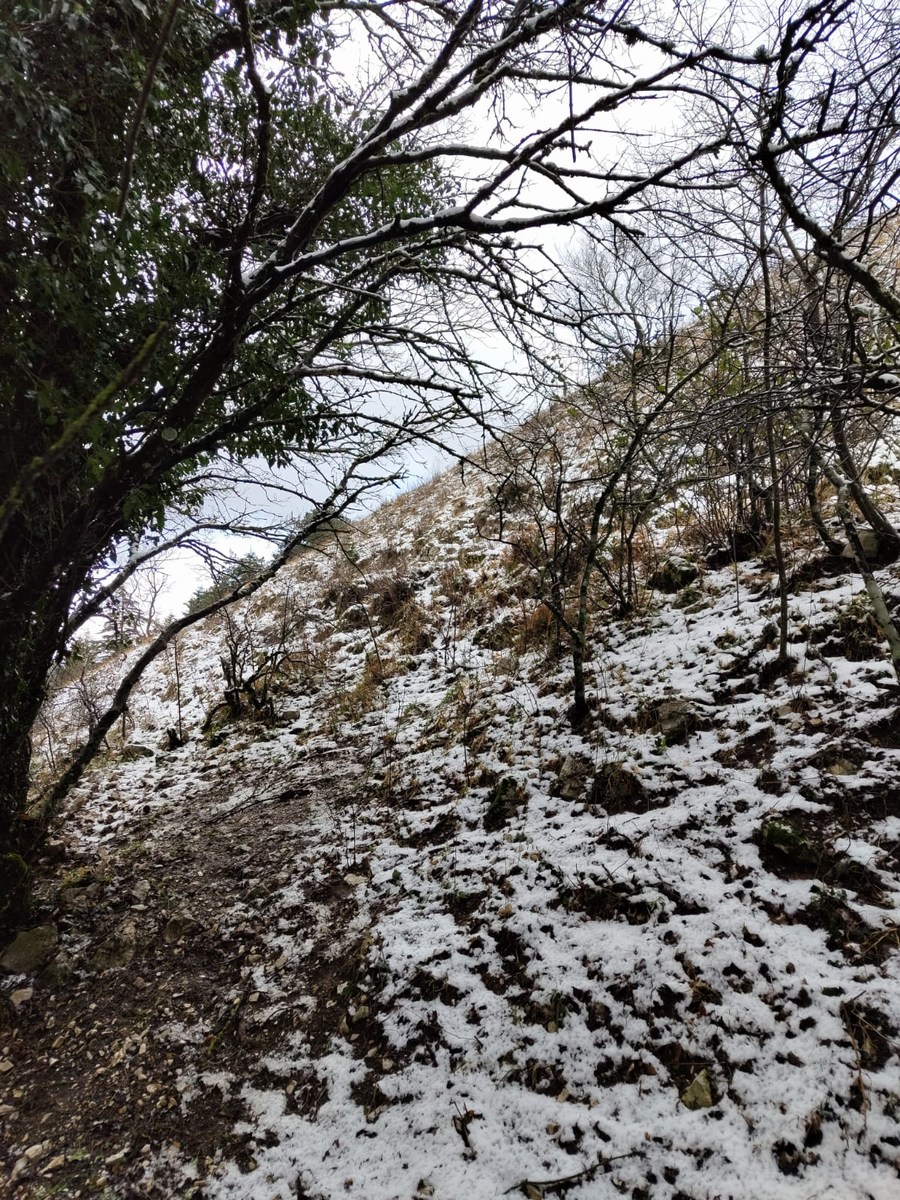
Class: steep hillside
4,455,900,1200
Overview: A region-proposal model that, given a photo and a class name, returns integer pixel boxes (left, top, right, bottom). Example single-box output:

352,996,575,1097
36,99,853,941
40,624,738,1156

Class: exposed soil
2,736,375,1198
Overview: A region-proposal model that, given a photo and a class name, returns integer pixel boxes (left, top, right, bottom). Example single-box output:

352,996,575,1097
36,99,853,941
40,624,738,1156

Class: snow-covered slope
6,458,900,1200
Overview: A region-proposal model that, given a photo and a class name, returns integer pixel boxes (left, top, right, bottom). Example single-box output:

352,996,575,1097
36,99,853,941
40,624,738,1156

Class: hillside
3,450,900,1200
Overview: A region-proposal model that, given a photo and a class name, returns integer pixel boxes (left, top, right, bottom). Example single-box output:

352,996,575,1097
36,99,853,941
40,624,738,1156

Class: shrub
483,776,525,831
368,573,414,627
836,594,884,661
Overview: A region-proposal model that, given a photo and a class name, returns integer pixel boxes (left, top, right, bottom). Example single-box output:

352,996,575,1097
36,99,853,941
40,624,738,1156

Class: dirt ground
2,735,373,1198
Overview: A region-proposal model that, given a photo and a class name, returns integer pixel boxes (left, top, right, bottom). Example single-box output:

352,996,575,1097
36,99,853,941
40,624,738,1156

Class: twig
505,1151,638,1197
840,997,872,1130
452,1104,481,1154
200,782,319,825
205,983,253,1058
117,0,183,218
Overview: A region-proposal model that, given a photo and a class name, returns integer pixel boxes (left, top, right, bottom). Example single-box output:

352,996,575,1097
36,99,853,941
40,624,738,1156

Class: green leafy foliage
0,0,445,559
0,0,451,855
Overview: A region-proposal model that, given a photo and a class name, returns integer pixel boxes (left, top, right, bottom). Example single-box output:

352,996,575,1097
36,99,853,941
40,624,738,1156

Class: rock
840,527,900,566
338,602,369,631
163,913,199,944
37,950,76,990
59,883,98,907
132,879,152,902
774,710,803,733
638,698,701,745
704,528,766,568
60,865,95,889
681,1069,714,1110
657,699,699,742
556,754,593,802
164,728,184,751
648,557,700,593
758,818,818,869
119,744,155,762
591,762,647,813
1,925,58,974
10,987,33,1009
90,920,138,971
11,1141,51,1182
45,1154,66,1172
0,1058,13,1073
483,776,524,831
672,585,703,610
0,853,30,923
825,758,857,776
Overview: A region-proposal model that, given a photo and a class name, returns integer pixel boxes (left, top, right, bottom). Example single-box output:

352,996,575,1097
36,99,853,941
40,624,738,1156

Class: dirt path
2,735,373,1198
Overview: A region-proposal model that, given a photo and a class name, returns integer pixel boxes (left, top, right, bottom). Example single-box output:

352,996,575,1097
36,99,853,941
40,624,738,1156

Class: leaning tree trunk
0,590,72,924
830,400,900,551
806,455,843,553
757,191,790,664
0,453,130,924
813,450,900,684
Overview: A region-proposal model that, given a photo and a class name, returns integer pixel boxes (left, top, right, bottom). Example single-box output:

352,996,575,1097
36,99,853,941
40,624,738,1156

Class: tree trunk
813,451,900,684
758,188,790,663
834,484,900,684
0,592,70,924
0,463,154,921
830,401,900,549
806,456,843,553
570,635,587,725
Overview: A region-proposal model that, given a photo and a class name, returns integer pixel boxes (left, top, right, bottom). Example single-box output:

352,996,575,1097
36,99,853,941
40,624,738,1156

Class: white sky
139,1,765,620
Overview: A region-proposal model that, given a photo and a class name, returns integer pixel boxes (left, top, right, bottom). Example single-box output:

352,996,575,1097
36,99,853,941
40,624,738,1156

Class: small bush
368,573,414,627
483,776,525,832
519,602,555,649
836,595,884,661
324,576,367,617
394,600,433,655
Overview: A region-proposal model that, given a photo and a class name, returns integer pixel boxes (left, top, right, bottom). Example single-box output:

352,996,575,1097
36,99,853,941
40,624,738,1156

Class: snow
30,460,900,1199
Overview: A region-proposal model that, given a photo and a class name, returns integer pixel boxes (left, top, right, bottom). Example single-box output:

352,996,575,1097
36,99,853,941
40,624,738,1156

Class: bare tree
482,261,721,720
